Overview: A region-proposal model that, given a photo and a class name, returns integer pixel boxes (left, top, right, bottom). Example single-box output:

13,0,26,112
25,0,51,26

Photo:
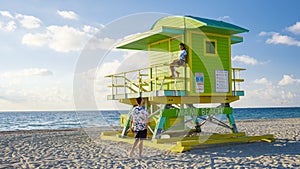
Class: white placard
195,72,204,93
215,70,229,93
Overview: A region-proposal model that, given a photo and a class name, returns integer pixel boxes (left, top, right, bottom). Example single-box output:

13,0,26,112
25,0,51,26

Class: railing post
111,76,114,98
184,62,187,96
155,66,157,93
233,68,236,96
124,72,126,97
138,70,141,94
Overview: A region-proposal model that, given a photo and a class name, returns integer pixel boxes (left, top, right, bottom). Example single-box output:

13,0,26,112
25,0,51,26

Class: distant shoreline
1,118,299,133
1,106,300,112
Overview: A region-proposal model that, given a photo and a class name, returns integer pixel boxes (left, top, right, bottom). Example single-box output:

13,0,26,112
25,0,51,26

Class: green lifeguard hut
102,16,274,152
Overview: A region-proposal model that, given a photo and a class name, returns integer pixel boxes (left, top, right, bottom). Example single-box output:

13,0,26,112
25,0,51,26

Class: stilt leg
222,103,238,133
151,115,166,141
227,113,238,133
121,113,131,138
195,116,201,132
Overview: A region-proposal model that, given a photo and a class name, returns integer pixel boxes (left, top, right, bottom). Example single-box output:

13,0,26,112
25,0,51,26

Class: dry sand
0,118,299,168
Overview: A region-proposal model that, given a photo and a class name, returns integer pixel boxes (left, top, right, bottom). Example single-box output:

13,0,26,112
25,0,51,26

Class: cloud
22,33,49,46
287,22,300,35
0,69,75,110
281,91,296,100
22,68,53,76
47,25,87,52
83,25,101,34
0,81,73,110
75,52,149,110
258,31,275,36
86,37,117,50
0,20,16,32
57,10,79,20
22,25,87,52
217,16,230,21
233,76,300,107
22,25,116,52
0,91,27,103
16,14,41,29
260,31,300,47
1,68,53,78
232,55,262,65
266,33,300,46
0,11,43,31
0,11,14,19
278,74,300,86
74,60,122,110
253,77,271,85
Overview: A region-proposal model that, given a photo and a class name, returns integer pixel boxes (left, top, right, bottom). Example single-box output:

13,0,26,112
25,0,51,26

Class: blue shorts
171,59,185,66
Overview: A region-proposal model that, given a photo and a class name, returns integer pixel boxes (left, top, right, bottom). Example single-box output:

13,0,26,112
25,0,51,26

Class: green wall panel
189,32,230,95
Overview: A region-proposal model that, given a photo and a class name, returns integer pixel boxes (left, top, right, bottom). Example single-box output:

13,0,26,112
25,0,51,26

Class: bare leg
129,139,139,157
176,71,180,77
138,140,143,157
170,64,175,77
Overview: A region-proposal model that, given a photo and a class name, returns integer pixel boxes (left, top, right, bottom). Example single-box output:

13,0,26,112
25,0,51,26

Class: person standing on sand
170,43,187,78
129,97,148,158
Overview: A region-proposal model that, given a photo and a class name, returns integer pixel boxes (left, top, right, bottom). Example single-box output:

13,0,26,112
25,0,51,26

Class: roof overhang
116,27,184,50
151,16,207,30
230,35,244,44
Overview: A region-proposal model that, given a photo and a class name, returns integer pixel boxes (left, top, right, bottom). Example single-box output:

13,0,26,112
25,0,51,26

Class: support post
151,110,166,141
120,111,132,138
222,103,238,133
227,114,238,133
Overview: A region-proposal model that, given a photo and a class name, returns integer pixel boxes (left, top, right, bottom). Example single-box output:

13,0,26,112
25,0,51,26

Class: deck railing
105,63,187,98
232,68,246,96
105,65,245,99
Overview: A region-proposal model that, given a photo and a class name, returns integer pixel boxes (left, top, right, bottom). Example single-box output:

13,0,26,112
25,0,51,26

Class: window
205,40,217,55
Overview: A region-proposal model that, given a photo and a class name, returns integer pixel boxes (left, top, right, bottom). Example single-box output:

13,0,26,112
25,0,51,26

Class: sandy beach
0,118,299,168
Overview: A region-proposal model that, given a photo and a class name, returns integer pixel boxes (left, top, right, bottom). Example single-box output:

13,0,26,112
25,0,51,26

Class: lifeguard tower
101,16,274,152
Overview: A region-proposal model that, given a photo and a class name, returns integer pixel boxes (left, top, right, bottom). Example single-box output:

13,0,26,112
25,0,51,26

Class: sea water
0,108,299,131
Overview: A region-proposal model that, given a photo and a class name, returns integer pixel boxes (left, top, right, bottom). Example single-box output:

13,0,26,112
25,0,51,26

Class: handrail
105,62,169,78
106,61,187,96
232,68,246,71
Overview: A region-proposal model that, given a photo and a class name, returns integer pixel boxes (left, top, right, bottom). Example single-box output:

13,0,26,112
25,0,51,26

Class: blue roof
186,15,249,34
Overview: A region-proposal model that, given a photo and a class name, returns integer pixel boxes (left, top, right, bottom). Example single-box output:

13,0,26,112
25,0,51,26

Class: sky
0,0,300,111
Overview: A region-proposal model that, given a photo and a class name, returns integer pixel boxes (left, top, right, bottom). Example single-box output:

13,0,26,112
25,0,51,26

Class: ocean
0,107,299,131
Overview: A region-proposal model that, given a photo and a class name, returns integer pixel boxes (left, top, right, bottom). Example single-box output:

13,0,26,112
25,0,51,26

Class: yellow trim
228,37,232,94
187,30,193,92
154,132,246,143
168,38,171,63
189,30,230,38
177,134,275,147
148,96,240,104
148,37,170,48
188,92,233,96
203,39,218,56
149,34,183,48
